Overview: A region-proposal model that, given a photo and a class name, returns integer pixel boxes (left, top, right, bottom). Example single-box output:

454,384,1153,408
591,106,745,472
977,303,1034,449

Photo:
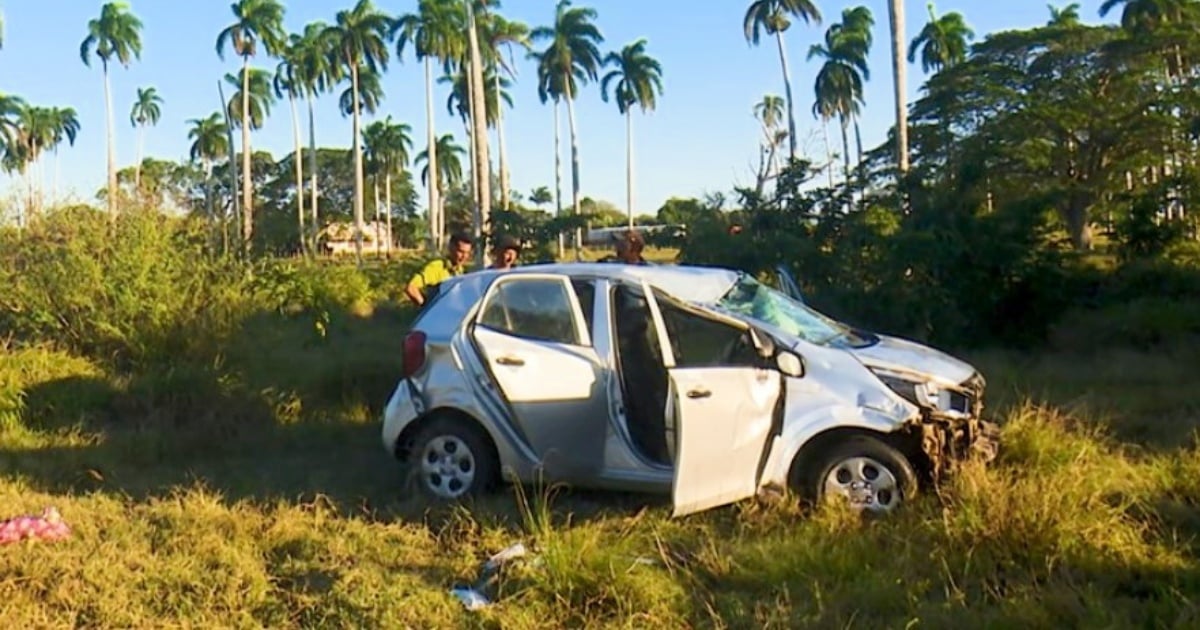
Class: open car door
773,265,805,304
641,282,784,517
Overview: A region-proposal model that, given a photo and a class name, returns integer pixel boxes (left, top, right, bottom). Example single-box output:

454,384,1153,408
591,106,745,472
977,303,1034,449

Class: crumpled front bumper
909,372,1001,481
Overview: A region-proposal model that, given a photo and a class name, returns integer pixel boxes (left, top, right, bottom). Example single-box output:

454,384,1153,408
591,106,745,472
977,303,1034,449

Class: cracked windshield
3,1,1199,627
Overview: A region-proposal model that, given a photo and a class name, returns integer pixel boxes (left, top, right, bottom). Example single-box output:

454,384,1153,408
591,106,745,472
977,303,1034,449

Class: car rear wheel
407,416,498,501
793,435,917,514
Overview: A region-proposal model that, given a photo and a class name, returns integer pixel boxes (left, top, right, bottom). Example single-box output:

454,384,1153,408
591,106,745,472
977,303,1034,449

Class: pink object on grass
0,507,71,544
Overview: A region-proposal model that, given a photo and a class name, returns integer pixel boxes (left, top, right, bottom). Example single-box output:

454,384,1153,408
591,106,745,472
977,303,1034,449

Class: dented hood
847,334,977,386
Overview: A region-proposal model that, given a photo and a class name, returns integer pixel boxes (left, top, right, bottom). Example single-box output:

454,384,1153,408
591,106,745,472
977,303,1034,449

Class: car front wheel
794,434,918,514
406,416,498,501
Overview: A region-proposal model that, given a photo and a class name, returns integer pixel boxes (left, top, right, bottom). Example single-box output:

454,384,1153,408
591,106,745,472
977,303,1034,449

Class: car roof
465,262,740,302
415,262,743,336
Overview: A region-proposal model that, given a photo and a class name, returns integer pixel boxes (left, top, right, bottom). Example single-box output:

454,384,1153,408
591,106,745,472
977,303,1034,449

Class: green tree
600,38,664,227
809,6,873,189
531,0,605,258
216,0,286,255
743,0,822,162
275,36,309,252
415,133,465,233
908,4,975,74
394,0,466,250
187,113,228,227
478,10,531,211
129,86,163,195
80,1,143,215
48,107,81,205
324,0,395,263
291,22,340,251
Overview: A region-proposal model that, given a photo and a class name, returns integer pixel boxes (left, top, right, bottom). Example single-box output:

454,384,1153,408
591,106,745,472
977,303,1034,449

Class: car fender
758,373,918,490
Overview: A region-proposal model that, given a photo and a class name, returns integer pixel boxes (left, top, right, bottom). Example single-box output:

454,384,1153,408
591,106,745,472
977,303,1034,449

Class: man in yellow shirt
405,232,474,307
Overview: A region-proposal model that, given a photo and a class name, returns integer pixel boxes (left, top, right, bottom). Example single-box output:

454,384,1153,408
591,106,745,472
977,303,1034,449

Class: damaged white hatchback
381,263,1000,516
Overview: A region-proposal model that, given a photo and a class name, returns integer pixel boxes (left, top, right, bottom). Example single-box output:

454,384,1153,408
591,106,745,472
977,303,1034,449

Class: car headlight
873,370,938,407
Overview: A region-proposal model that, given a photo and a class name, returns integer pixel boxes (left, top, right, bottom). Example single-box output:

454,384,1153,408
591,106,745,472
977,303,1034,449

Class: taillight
401,331,427,378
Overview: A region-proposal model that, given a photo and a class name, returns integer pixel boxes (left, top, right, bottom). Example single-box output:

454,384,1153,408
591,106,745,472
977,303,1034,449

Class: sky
0,1,1117,216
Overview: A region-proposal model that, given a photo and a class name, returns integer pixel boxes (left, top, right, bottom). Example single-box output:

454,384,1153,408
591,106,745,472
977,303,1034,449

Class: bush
0,207,253,368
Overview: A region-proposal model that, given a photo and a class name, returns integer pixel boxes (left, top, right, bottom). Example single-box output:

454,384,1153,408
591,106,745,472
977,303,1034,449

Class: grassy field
3,239,1200,627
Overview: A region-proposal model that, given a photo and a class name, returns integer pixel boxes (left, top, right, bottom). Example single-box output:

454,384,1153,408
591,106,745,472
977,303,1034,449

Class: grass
3,227,1200,626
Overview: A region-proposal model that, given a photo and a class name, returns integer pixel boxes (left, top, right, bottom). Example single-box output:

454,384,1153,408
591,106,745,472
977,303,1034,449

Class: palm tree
395,0,466,251
363,116,413,257
908,4,975,74
531,0,605,258
223,68,275,146
463,0,491,264
216,0,286,255
1048,3,1082,27
129,86,162,195
291,22,339,253
441,65,512,130
325,0,394,264
887,0,910,176
415,133,465,235
809,7,872,189
187,113,228,228
80,1,143,215
12,105,55,216
274,39,306,253
47,107,81,205
600,38,663,227
478,11,531,211
743,0,822,163
753,94,789,192
338,65,386,116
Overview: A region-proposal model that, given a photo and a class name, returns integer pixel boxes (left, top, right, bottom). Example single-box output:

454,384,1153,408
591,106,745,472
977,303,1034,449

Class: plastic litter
0,507,71,545
449,542,530,610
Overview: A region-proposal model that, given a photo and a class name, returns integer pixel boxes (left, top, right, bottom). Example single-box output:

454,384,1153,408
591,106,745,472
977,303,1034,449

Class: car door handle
686,388,711,399
495,355,525,366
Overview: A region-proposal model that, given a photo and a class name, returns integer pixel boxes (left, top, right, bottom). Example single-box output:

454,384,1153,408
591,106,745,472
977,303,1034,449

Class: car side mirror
775,351,805,378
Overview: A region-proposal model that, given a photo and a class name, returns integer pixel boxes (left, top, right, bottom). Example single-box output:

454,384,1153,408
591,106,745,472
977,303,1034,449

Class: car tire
406,415,499,502
792,434,918,515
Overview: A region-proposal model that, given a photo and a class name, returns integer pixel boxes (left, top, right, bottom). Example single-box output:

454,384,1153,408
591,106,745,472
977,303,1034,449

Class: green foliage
0,206,253,368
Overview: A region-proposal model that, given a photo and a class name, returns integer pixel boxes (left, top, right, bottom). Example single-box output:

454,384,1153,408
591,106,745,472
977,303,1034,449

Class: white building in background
320,220,394,256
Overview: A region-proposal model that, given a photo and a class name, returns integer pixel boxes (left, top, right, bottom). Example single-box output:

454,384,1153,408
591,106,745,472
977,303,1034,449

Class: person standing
600,229,649,265
405,232,473,307
488,234,522,270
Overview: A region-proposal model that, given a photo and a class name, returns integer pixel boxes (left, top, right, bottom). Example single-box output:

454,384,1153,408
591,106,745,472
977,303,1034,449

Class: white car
382,263,999,516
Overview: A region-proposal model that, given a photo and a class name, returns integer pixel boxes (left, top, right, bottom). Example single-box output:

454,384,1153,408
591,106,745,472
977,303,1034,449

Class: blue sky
0,1,1114,215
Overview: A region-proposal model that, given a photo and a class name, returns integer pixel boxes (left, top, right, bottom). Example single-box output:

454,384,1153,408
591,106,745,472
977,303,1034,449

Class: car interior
610,282,760,467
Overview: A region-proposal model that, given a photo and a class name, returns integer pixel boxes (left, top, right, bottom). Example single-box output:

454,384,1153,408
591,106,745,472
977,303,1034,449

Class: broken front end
875,370,1001,482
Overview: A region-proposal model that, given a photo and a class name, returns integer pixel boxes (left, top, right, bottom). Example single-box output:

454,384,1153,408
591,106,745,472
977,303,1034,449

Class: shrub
0,206,253,368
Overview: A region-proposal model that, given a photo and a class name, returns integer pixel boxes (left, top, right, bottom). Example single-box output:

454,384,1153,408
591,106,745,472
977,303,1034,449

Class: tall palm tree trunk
887,0,910,176
775,30,798,162
840,115,851,187
307,96,320,256
423,56,440,250
135,124,144,197
350,59,365,265
289,93,305,257
625,109,634,228
495,71,510,210
385,171,393,259
103,62,117,216
563,74,583,260
241,56,254,256
821,120,834,188
467,5,491,265
374,176,381,257
553,98,564,259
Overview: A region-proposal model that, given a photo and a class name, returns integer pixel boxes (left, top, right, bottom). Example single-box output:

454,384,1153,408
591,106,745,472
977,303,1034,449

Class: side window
656,298,757,367
479,278,582,345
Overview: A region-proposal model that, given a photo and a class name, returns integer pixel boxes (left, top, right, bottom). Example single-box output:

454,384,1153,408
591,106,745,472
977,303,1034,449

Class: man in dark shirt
600,229,648,265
